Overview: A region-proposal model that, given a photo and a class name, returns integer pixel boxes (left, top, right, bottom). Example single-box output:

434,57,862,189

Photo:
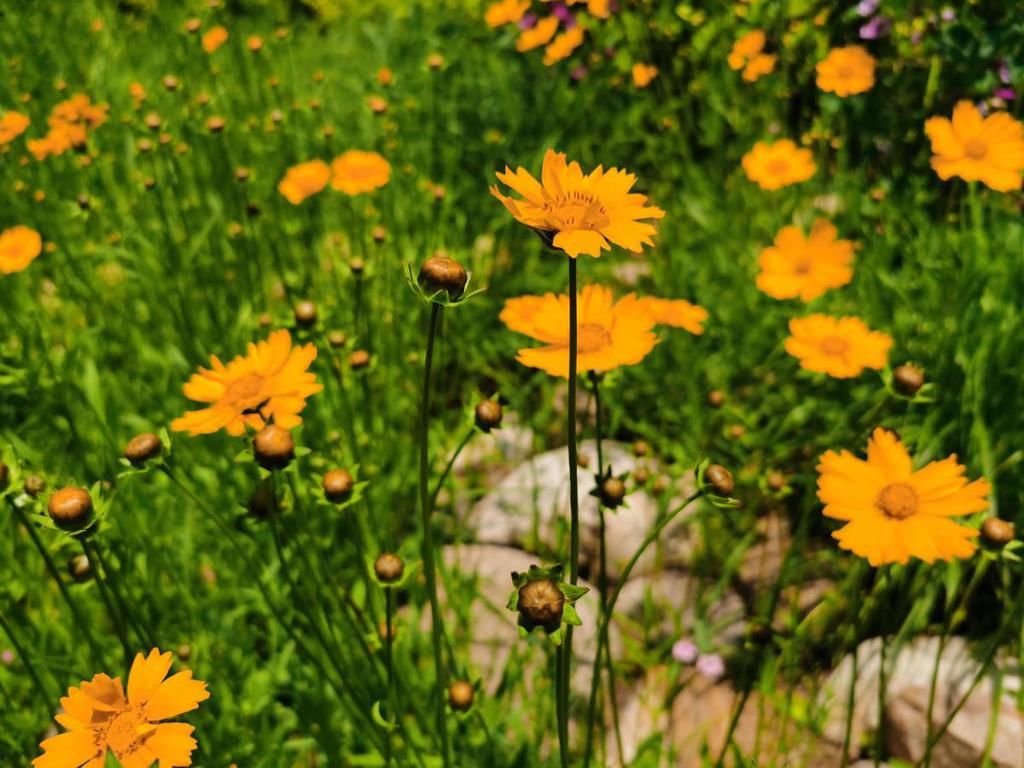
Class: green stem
385,587,395,768
90,540,156,650
0,606,57,710
429,425,477,512
80,537,133,664
419,302,451,768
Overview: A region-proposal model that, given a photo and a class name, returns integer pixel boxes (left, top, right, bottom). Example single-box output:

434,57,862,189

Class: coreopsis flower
278,160,331,204
377,67,394,86
924,101,1024,192
0,226,42,274
742,140,816,190
202,25,228,53
486,0,530,27
785,314,891,378
728,30,776,82
0,110,30,144
633,297,707,335
585,0,610,18
129,82,147,106
33,648,209,768
816,45,876,96
171,329,322,436
756,219,854,301
818,428,989,566
632,63,659,88
247,35,263,52
543,26,584,66
50,93,108,131
516,16,559,51
490,148,665,258
330,150,391,195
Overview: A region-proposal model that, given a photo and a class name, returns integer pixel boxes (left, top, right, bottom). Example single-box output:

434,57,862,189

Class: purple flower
571,65,588,81
696,653,726,680
940,7,956,22
551,2,575,27
859,15,892,40
995,87,1016,101
519,13,537,30
998,60,1012,85
856,0,880,16
672,639,699,664
1,649,13,665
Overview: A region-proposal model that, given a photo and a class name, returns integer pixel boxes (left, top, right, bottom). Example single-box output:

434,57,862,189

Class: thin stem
0,607,57,710
429,425,477,512
555,644,570,768
90,540,156,650
419,302,451,768
80,537,133,665
385,588,396,768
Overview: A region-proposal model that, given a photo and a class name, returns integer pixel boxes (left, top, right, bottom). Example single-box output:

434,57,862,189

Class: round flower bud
633,440,649,457
599,477,626,509
144,113,162,131
0,461,8,491
77,194,90,210
323,468,354,503
417,256,468,300
707,390,726,409
253,425,295,470
184,18,201,33
372,225,387,243
577,452,590,469
727,425,746,440
327,330,347,348
349,350,371,369
448,680,475,712
162,75,179,91
68,554,92,583
981,517,1015,547
235,167,251,182
517,578,564,628
474,400,503,432
176,643,192,661
374,553,404,583
23,474,46,497
349,258,365,276
632,466,649,486
766,471,786,492
48,487,93,528
206,116,226,133
652,475,669,495
893,364,925,397
123,432,162,465
293,300,317,327
705,464,734,497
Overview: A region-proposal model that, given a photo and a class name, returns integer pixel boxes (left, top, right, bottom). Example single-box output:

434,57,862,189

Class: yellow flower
516,16,559,52
633,297,708,335
490,148,665,258
129,82,146,105
924,101,1024,192
247,35,264,52
486,0,530,27
818,428,988,566
785,314,891,378
202,25,228,53
0,110,30,144
742,139,816,190
586,0,611,18
0,225,42,274
756,219,854,301
543,26,585,66
172,330,322,437
34,649,209,768
377,67,394,86
278,160,331,204
741,53,776,82
816,45,876,96
330,150,391,195
632,63,659,88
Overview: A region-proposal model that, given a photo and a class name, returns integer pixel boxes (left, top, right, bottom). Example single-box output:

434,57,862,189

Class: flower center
767,159,790,177
577,323,612,354
793,257,813,275
876,482,918,520
964,138,987,160
820,336,849,355
225,373,266,407
837,65,855,80
543,191,610,231
106,707,155,761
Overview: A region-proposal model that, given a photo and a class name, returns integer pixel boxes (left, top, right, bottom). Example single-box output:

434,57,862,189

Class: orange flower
172,329,322,437
278,160,331,204
756,219,854,301
0,110,30,144
924,101,1024,192
491,148,665,258
516,16,559,52
202,25,228,53
632,63,659,88
741,54,776,82
377,67,394,86
129,82,147,105
742,139,816,190
728,30,775,81
330,150,391,195
818,428,988,566
543,26,585,66
0,225,43,274
50,93,107,131
816,45,876,96
33,648,209,768
247,35,264,52
486,0,530,27
634,297,708,335
586,0,611,18
785,314,891,379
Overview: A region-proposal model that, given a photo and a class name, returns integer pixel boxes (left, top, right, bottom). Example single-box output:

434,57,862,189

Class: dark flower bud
517,578,564,628
651,475,669,495
349,350,371,369
48,487,93,528
123,433,162,465
253,425,295,470
68,553,91,582
374,553,404,583
705,464,734,496
981,517,1015,547
474,400,503,432
23,474,46,497
599,477,626,509
349,258,365,275
632,440,649,457
327,330,347,348
293,301,317,327
77,194,90,210
323,468,354,503
418,256,468,300
632,466,649,485
448,680,475,712
206,116,226,133
893,364,925,397
248,482,277,519
707,390,726,409
372,226,387,243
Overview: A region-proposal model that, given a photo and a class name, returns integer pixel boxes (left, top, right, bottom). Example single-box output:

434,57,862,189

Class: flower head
672,639,699,664
0,110,30,145
633,296,707,335
785,314,891,378
632,63,658,88
278,160,331,204
491,149,665,258
516,16,559,51
742,139,816,190
330,150,391,195
728,30,776,81
202,25,228,53
171,330,322,437
0,226,42,274
924,101,1024,192
756,219,854,301
543,26,585,65
34,648,209,768
818,428,989,566
696,653,726,680
486,0,530,27
816,45,876,96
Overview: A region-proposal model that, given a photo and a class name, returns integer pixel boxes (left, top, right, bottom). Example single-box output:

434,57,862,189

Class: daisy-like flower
816,45,876,96
818,428,989,566
516,16,559,52
727,30,776,82
756,219,854,301
171,330,322,436
0,225,43,274
486,0,530,27
278,160,331,204
201,25,228,53
632,63,659,88
742,140,816,190
0,110,30,145
330,150,391,195
924,101,1024,192
633,297,708,335
34,648,209,768
785,314,891,378
543,26,585,65
490,149,665,258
